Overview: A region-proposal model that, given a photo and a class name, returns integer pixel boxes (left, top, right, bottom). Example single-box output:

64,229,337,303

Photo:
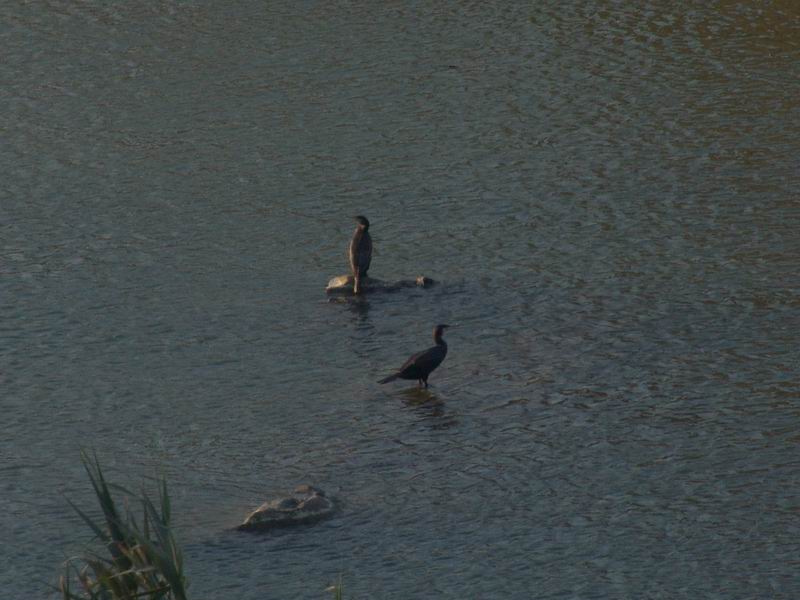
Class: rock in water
237,485,334,532
326,274,434,294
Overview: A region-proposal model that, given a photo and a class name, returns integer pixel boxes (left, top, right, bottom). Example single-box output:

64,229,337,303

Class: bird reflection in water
346,295,371,320
398,387,458,430
327,294,371,321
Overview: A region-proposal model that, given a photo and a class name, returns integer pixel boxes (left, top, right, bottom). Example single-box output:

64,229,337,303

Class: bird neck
434,331,446,346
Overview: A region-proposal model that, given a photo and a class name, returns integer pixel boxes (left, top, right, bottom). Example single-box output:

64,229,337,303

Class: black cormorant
378,324,450,388
349,215,372,294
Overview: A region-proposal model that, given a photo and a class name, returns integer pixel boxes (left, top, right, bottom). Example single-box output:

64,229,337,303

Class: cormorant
378,324,450,388
349,215,372,295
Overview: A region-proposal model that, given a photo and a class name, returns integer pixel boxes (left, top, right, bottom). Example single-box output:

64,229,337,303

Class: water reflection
327,294,371,320
329,294,379,368
344,295,372,323
398,387,458,430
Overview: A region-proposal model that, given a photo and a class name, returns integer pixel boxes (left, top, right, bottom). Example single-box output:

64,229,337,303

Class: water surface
2,1,799,598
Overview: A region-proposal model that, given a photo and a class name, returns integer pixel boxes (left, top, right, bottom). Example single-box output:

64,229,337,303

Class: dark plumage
348,216,372,294
378,324,450,388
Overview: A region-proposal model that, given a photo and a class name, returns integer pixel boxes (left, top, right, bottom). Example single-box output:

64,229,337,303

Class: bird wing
348,230,371,274
359,233,372,273
348,232,359,271
397,345,446,378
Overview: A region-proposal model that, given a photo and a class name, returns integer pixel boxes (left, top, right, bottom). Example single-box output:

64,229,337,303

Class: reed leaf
59,452,189,600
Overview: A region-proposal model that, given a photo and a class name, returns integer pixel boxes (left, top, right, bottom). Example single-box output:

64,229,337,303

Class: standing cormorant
348,216,372,295
378,324,450,388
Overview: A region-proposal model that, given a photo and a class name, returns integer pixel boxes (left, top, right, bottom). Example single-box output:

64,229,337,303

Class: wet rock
237,485,334,532
326,274,434,294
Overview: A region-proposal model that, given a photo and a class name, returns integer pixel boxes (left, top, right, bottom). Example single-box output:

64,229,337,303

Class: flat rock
237,485,334,532
326,274,434,294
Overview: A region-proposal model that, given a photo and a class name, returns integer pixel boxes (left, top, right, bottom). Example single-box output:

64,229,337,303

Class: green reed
58,450,188,600
327,575,344,600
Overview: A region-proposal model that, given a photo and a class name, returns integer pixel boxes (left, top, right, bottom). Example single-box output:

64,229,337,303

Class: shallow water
2,1,799,598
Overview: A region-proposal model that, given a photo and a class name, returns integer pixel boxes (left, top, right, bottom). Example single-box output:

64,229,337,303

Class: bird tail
378,374,398,384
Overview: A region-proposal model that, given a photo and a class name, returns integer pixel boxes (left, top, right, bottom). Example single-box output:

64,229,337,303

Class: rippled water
2,1,799,598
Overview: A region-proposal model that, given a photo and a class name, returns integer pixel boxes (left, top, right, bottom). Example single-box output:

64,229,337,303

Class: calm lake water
2,1,799,598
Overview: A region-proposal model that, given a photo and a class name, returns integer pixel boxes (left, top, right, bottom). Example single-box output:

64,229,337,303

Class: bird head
353,215,370,230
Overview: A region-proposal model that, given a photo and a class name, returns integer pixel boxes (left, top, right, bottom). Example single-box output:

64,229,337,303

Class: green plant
325,575,345,599
58,451,188,600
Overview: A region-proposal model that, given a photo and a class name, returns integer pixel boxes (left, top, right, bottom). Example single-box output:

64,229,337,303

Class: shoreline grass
58,450,188,600
59,451,348,598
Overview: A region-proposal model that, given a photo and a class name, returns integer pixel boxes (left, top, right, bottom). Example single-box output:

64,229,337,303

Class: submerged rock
326,274,434,294
237,485,334,532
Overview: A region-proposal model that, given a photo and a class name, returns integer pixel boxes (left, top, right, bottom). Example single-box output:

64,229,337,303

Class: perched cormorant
378,324,450,388
348,216,372,295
